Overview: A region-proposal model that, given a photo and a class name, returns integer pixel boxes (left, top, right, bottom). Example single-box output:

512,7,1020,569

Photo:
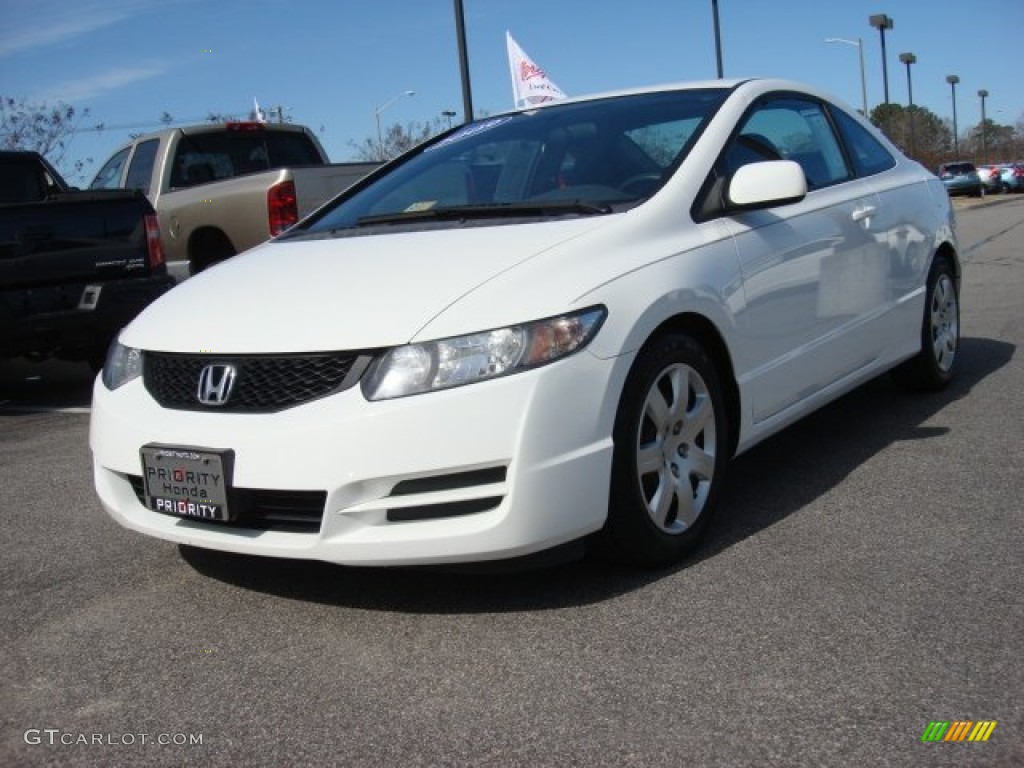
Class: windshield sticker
404,201,438,212
426,117,514,151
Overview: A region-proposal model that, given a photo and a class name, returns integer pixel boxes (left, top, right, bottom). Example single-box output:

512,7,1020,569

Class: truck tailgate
0,190,156,288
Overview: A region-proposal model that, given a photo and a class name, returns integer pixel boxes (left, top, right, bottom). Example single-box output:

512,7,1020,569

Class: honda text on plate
91,79,961,567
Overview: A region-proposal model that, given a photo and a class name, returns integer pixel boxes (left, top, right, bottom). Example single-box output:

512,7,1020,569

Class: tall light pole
375,90,415,161
899,52,917,156
869,14,894,104
711,0,724,78
978,89,989,164
946,75,960,158
825,37,868,116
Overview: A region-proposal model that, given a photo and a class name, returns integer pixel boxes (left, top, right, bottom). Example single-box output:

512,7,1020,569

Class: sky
2,0,1022,184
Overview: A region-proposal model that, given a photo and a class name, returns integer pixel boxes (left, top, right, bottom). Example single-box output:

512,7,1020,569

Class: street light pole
711,0,724,78
978,89,989,164
825,37,868,116
868,14,894,104
453,0,474,123
946,75,960,158
375,90,415,161
899,52,917,156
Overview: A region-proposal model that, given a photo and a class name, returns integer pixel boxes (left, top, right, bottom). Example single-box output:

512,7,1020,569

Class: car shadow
180,335,1014,613
0,358,95,413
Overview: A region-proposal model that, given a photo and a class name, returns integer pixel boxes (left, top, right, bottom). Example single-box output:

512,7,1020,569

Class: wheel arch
637,312,742,459
187,226,237,275
932,240,960,281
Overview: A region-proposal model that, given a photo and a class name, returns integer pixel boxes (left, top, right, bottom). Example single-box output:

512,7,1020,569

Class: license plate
140,445,232,522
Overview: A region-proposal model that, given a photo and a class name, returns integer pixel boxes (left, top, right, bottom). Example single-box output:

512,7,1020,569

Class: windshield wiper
356,200,612,227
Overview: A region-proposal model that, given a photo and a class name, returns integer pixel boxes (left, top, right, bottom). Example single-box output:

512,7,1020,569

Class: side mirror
726,160,807,211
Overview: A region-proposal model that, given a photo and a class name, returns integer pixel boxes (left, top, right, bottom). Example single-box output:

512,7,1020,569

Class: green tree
964,119,1018,164
870,103,951,169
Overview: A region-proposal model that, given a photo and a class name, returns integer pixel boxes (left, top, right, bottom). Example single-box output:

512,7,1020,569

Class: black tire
600,333,730,567
891,256,959,390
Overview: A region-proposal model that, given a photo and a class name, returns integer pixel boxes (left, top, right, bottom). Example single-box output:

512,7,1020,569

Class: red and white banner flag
507,31,566,109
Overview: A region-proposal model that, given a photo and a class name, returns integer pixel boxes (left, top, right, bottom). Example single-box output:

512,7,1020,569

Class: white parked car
91,79,961,567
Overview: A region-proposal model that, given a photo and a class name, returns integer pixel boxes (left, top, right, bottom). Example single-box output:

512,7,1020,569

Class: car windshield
292,88,729,235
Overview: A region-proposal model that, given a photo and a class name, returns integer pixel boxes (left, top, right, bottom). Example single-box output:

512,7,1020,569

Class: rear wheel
892,256,959,390
189,230,236,275
601,333,729,566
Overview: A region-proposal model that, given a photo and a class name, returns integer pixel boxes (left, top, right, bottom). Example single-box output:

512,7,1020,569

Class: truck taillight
268,180,298,236
144,214,165,268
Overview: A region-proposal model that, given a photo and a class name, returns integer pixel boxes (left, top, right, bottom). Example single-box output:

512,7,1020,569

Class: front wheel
600,333,730,567
892,256,959,390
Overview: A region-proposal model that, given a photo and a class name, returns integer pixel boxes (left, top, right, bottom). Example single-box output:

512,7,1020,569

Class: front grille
128,475,325,531
144,351,371,412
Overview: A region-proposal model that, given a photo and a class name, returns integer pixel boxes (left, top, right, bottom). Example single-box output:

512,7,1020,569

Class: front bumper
90,348,624,565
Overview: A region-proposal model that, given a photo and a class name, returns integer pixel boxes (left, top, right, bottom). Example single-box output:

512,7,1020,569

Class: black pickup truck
1,151,175,370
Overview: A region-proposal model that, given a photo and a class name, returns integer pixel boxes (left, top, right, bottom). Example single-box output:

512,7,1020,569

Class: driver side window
734,97,852,190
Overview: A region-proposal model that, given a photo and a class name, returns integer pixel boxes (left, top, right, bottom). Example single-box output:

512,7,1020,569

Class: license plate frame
140,445,234,522
78,284,102,310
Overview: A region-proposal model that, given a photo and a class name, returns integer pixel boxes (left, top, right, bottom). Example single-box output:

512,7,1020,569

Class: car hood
121,219,615,353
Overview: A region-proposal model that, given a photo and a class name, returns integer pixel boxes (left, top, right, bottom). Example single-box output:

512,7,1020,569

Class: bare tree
0,95,93,176
350,118,448,162
205,111,241,123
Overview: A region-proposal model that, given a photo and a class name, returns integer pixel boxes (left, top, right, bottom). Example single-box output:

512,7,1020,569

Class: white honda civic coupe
90,79,960,567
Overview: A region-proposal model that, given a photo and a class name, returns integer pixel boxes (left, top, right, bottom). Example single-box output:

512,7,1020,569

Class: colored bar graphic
944,721,973,741
921,722,949,742
921,720,997,743
968,721,997,742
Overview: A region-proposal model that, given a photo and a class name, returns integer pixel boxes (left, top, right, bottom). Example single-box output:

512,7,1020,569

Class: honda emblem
197,364,237,406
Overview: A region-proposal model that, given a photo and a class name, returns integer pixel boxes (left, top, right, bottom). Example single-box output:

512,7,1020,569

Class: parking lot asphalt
1,198,1022,767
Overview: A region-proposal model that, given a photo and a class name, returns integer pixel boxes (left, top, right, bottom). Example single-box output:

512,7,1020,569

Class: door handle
851,205,876,223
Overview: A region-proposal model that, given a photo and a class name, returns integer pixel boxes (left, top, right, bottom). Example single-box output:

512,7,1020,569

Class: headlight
362,307,606,400
101,340,143,390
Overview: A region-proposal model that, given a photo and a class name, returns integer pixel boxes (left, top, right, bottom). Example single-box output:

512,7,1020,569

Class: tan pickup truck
89,122,379,280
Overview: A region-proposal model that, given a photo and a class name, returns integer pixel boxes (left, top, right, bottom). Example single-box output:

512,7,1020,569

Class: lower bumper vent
385,466,507,523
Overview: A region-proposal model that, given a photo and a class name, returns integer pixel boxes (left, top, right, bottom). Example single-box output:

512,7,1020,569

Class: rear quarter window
830,107,896,177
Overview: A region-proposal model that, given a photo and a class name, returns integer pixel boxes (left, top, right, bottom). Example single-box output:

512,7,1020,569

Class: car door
721,95,890,424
